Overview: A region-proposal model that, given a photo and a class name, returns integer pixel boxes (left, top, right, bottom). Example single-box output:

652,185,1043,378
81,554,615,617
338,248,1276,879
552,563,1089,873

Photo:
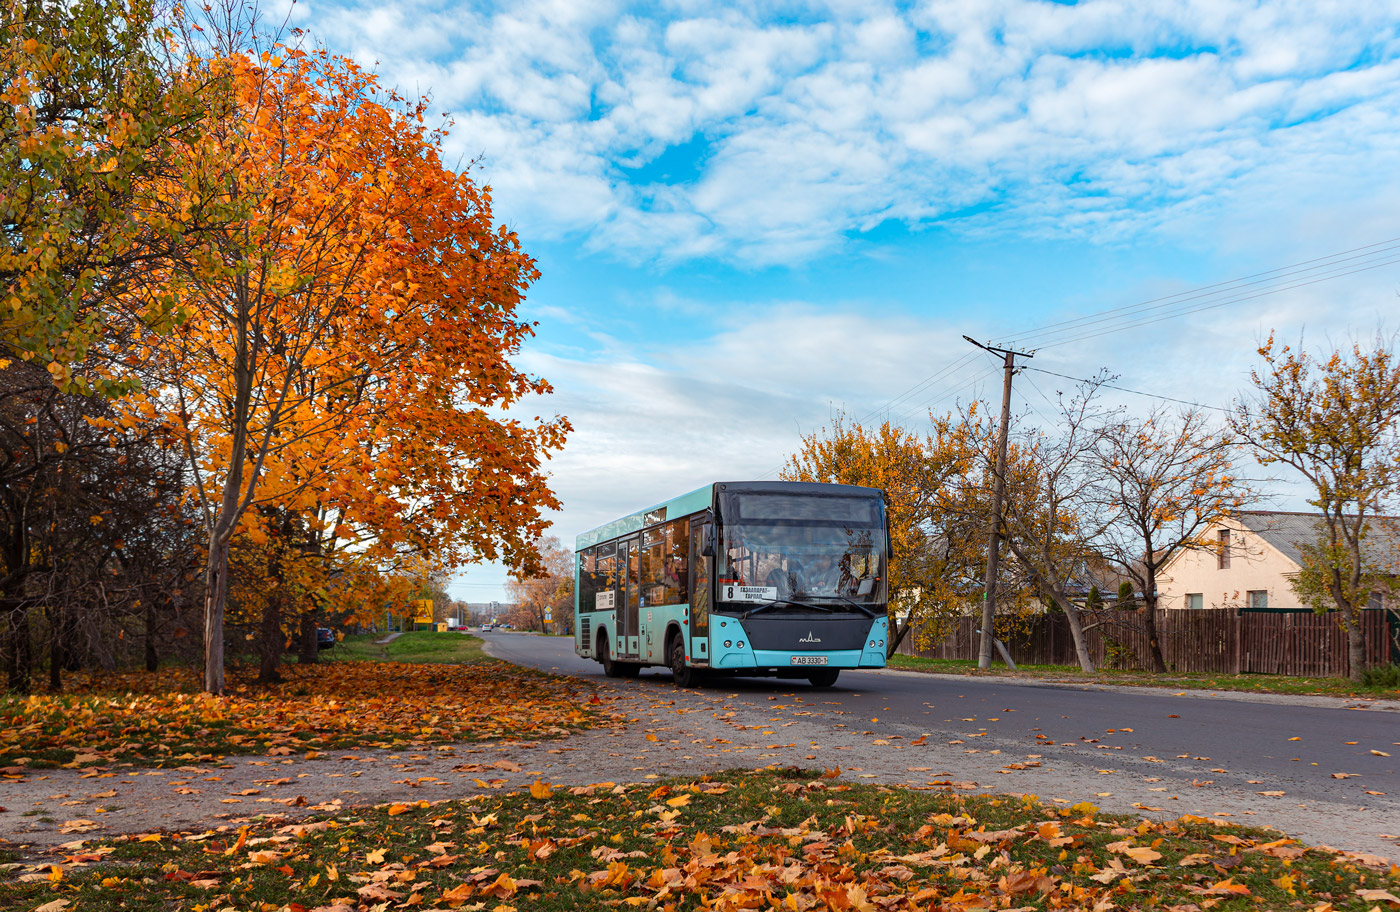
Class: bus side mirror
700,526,715,557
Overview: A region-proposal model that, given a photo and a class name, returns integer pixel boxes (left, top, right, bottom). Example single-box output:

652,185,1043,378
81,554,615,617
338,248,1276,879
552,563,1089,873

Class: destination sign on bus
721,584,778,603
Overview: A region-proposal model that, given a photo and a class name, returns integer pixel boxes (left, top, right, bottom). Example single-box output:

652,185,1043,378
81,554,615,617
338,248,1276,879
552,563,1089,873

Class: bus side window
579,548,597,612
596,552,616,610
641,526,666,607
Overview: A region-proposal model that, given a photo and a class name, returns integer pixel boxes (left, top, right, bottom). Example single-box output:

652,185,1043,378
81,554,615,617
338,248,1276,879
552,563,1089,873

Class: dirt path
3,673,1396,864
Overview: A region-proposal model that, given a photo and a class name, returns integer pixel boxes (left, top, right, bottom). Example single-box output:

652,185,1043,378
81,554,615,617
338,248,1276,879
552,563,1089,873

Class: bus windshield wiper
818,594,878,618
742,599,836,620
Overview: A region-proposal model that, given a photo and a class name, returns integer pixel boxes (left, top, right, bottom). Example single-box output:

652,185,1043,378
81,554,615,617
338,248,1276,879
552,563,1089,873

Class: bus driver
801,553,842,595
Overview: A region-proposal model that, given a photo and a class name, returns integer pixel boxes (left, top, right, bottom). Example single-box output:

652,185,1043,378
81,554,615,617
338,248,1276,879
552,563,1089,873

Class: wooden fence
896,607,1398,679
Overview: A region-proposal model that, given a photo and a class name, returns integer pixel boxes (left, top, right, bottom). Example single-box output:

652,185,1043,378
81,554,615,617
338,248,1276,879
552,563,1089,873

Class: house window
1369,591,1386,610
1186,593,1203,610
1217,529,1231,570
1247,590,1268,609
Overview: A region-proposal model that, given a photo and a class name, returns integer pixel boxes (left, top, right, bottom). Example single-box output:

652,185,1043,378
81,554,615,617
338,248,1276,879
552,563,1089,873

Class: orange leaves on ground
9,771,1395,912
0,661,601,767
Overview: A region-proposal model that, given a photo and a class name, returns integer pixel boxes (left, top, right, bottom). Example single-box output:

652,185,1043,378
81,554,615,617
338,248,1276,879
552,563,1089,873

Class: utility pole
962,335,1034,670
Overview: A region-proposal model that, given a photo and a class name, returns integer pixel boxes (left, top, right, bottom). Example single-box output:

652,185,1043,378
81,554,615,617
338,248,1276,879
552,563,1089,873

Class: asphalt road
484,630,1400,854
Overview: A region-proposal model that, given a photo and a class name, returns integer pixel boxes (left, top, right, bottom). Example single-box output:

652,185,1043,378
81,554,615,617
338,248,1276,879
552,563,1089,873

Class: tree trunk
1139,562,1168,672
47,605,62,691
1139,601,1168,672
297,612,318,664
886,612,912,659
4,603,31,694
203,538,230,695
144,598,159,672
1001,538,1096,673
1346,610,1366,683
1047,589,1095,672
257,592,283,683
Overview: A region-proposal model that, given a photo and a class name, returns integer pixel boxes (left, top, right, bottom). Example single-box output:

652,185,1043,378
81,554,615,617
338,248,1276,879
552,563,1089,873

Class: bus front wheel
808,669,840,688
670,636,702,688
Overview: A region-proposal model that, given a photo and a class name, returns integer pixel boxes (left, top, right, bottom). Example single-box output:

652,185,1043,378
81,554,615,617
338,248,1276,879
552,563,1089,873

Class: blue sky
289,0,1400,603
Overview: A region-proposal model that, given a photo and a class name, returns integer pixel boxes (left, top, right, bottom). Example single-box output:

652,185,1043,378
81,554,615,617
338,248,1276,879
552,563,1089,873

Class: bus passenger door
621,537,640,657
689,518,711,663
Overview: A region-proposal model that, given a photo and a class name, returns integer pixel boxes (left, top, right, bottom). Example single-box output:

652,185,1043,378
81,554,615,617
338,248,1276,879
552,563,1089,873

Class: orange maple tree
120,47,568,693
782,412,988,656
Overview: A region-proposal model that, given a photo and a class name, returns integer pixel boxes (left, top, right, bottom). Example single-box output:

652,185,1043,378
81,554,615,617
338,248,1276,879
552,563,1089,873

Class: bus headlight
724,640,732,648
736,641,745,649
869,640,876,648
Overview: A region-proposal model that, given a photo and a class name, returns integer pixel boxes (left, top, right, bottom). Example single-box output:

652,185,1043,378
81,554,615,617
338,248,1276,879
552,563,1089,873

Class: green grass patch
888,654,1400,698
331,630,489,665
3,769,1395,911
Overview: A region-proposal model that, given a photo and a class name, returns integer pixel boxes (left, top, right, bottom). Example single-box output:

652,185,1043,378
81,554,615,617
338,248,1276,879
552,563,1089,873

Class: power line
1025,366,1228,413
999,236,1400,349
893,362,1001,425
853,351,979,426
1018,369,1062,425
846,235,1400,434
762,235,1400,481
1033,252,1400,350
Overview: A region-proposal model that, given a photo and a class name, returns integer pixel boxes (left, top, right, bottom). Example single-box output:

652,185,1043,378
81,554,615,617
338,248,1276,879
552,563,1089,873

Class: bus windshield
715,491,888,611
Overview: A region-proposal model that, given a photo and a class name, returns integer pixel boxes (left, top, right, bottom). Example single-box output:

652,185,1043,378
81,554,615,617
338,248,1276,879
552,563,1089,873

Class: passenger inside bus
721,550,747,586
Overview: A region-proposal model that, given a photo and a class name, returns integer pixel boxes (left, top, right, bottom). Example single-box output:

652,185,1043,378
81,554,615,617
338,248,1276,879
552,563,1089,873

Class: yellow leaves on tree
782,411,988,655
120,46,568,693
1231,332,1400,682
1092,406,1251,672
1,0,219,396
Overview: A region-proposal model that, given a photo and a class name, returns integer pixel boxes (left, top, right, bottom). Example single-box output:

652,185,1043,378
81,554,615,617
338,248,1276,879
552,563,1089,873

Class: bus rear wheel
599,634,623,678
600,633,640,679
807,669,840,688
670,636,702,688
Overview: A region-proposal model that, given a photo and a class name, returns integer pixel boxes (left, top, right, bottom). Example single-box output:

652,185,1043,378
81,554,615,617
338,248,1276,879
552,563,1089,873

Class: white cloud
302,0,1400,265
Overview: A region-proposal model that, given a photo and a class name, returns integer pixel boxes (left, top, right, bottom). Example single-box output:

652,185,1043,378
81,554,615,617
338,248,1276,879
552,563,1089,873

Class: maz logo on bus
799,632,822,643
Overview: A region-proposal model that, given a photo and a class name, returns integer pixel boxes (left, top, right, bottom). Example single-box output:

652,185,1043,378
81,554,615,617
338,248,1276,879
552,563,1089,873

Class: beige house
1156,511,1397,611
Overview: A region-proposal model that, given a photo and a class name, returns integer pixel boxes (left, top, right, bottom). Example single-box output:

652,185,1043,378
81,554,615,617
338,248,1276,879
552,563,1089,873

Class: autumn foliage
106,46,568,692
1233,333,1400,682
6,769,1394,911
0,659,600,768
3,6,569,694
782,410,1030,657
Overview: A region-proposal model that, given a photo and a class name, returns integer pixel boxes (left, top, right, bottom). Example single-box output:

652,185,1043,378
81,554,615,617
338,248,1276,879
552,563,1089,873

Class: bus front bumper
713,648,885,670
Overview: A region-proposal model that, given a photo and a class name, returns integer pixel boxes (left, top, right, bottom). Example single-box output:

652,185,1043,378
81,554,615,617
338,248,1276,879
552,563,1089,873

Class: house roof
1234,511,1400,568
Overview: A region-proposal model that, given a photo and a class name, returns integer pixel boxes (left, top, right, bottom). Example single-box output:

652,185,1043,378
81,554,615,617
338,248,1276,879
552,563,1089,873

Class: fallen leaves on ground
4,769,1395,912
0,661,604,768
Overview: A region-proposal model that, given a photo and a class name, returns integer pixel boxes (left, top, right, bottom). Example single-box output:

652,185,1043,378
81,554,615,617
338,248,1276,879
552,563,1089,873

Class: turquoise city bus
574,481,891,688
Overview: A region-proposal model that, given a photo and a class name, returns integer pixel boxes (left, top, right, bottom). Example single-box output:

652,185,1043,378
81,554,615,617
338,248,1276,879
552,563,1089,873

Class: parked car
316,627,336,650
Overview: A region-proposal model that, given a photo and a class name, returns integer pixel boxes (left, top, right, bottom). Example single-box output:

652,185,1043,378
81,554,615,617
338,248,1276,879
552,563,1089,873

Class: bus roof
574,480,884,550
